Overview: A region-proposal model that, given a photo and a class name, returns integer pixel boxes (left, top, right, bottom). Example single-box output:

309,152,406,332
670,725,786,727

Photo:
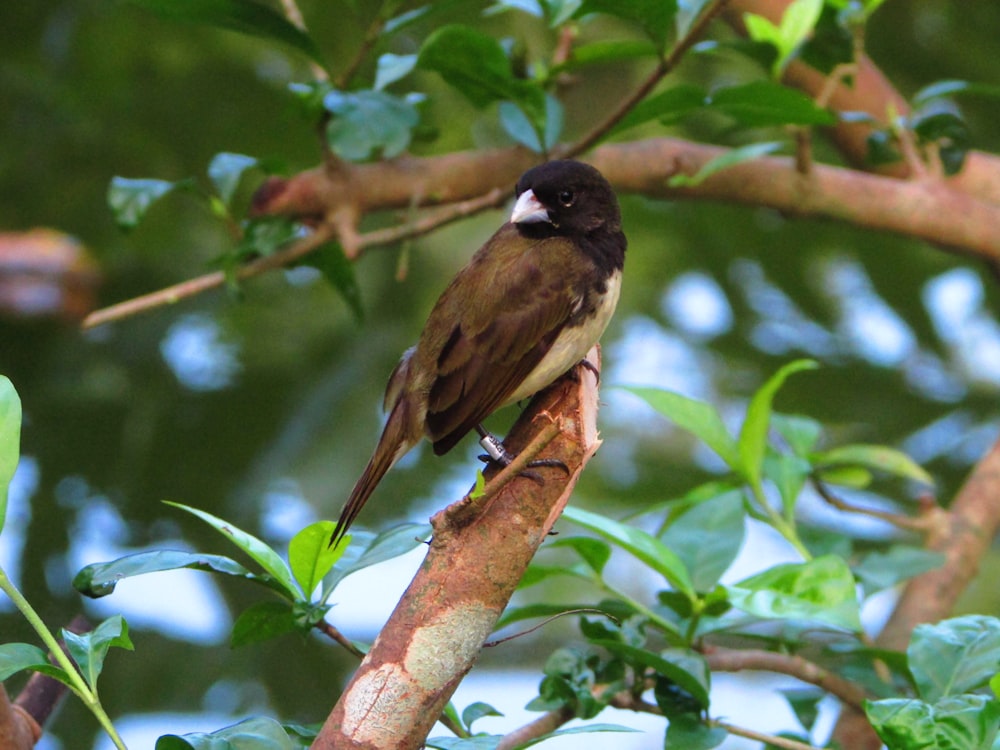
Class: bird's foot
476,428,569,482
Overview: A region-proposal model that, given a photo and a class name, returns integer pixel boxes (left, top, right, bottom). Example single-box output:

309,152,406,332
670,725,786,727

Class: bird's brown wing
417,225,586,455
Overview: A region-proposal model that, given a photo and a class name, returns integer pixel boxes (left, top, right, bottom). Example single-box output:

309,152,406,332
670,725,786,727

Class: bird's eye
558,190,575,207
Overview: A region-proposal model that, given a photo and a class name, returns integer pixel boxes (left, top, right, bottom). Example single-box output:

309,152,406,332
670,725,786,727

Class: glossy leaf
708,81,836,127
208,152,258,206
560,39,658,70
562,506,695,599
908,615,1000,702
764,451,811,520
594,642,710,707
231,601,298,647
0,375,20,534
165,501,300,598
912,79,1000,107
288,520,343,598
578,0,678,49
73,549,287,599
660,491,745,591
0,642,52,682
499,101,543,152
461,701,503,731
306,242,364,322
676,0,718,38
814,443,933,486
374,53,418,91
853,546,944,597
669,141,784,188
911,111,970,176
549,536,612,577
620,386,739,469
324,90,422,161
737,359,817,488
865,695,1000,750
418,25,544,118
612,83,705,134
727,554,862,631
426,724,638,750
62,615,134,690
324,523,430,594
107,177,178,230
156,716,297,750
124,0,324,66
663,714,727,749
772,413,822,456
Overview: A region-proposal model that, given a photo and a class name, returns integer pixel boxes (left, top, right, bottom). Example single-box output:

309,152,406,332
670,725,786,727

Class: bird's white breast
504,269,622,405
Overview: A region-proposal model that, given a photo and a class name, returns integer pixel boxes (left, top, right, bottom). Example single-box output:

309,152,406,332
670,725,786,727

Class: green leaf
304,242,364,322
124,0,325,67
496,601,614,629
707,81,836,127
663,714,727,749
619,386,739,469
418,25,545,119
764,451,811,520
814,443,933,486
911,111,970,176
577,0,678,49
165,501,300,598
426,725,639,750
73,549,289,599
737,359,817,488
324,523,430,595
561,506,695,600
612,83,706,134
660,491,745,591
669,141,784,188
594,642,710,707
676,0,718,38
208,152,258,206
461,701,503,731
62,615,134,690
521,724,640,746
0,643,52,682
156,716,297,750
374,53,418,91
779,0,823,60
772,413,822,456
912,79,1000,108
324,89,422,161
107,177,178,230
727,554,862,631
559,39,659,71
853,546,944,597
866,695,1000,750
908,615,1000,702
499,101,542,152
231,601,299,647
781,688,824,732
288,521,343,598
549,536,613,577
0,375,21,534
815,464,872,489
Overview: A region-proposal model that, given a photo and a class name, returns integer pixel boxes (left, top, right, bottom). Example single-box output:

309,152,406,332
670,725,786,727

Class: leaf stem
750,481,811,560
0,565,128,750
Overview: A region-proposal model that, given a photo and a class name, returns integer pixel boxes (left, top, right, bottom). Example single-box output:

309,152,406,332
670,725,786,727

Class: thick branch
0,688,40,750
831,436,1000,749
312,348,603,750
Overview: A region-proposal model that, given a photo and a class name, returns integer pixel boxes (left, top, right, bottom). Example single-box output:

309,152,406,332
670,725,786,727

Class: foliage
4,0,1000,748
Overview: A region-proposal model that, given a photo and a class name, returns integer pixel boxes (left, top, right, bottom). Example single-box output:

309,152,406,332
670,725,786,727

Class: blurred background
2,1,1000,748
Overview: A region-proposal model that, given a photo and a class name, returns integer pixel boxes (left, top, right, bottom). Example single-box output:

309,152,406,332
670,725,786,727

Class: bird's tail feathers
330,399,415,548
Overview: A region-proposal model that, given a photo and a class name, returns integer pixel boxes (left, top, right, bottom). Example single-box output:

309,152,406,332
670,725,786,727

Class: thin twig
314,619,365,659
277,0,329,83
483,609,616,648
82,187,508,330
811,477,938,534
559,0,731,159
334,14,386,90
711,719,822,750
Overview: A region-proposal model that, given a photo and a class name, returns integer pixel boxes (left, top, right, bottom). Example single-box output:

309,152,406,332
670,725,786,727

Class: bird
331,159,626,547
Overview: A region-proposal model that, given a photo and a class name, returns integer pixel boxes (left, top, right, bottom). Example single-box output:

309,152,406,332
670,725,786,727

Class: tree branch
703,646,867,710
311,348,604,749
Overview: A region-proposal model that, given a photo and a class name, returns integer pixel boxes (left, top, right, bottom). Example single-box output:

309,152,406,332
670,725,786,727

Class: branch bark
312,347,603,750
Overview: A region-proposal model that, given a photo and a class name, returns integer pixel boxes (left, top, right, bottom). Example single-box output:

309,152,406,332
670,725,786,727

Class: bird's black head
511,160,625,270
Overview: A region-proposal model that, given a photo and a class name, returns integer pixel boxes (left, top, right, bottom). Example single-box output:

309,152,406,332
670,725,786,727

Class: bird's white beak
510,189,550,224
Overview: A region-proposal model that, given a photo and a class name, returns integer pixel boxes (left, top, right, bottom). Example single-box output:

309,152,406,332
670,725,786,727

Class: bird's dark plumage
331,160,625,546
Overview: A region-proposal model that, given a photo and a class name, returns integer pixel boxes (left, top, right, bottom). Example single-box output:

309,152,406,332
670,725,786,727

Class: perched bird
331,159,626,546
